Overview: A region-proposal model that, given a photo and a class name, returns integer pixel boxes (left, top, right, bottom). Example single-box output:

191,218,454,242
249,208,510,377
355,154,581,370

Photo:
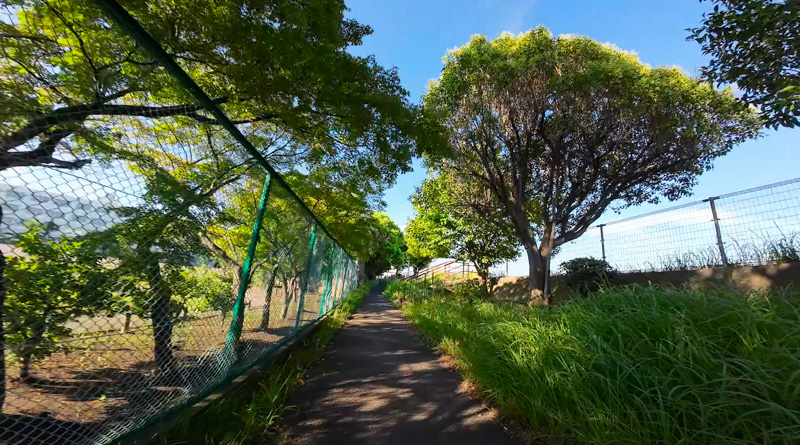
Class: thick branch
0,127,90,171
2,97,230,153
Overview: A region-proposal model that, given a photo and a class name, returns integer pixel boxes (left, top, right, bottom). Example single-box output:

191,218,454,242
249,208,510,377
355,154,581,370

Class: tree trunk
507,205,549,305
142,254,177,381
19,321,45,383
524,244,548,304
0,205,6,411
281,275,293,319
230,265,243,301
478,269,492,298
475,265,490,298
259,265,279,331
121,313,132,333
19,353,32,383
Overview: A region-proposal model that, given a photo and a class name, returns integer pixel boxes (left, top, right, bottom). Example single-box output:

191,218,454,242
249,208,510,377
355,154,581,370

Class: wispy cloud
500,0,536,34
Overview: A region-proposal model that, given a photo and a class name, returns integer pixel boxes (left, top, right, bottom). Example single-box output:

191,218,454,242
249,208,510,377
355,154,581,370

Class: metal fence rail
553,177,800,273
408,260,477,285
0,1,359,444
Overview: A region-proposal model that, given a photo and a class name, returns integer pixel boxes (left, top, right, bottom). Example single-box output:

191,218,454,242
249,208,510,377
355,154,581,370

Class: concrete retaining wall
492,262,800,303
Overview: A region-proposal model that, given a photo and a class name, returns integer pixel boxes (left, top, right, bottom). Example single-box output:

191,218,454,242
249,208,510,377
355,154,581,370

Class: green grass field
385,280,800,444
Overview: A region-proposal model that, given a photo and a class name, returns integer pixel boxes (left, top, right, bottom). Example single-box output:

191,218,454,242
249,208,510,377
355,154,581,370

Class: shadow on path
282,283,518,445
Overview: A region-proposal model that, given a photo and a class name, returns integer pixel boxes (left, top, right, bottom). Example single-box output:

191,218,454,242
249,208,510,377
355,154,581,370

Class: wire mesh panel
0,1,360,444
714,179,800,265
554,178,800,272
297,233,332,328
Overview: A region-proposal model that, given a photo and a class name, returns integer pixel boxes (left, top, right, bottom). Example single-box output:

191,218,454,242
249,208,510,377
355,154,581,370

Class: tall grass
163,281,375,445
385,280,800,444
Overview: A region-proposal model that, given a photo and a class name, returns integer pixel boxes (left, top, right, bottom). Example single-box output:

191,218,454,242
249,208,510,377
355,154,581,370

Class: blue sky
346,0,800,272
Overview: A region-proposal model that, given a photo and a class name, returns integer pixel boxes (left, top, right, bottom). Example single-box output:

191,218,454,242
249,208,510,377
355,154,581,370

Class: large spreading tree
689,0,800,129
423,28,760,303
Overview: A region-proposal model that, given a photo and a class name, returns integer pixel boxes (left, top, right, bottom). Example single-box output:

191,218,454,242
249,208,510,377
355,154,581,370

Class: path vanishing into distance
281,283,519,445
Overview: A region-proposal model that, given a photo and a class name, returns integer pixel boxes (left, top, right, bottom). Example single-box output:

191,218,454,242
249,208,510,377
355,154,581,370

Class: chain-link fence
553,177,800,273
0,1,359,444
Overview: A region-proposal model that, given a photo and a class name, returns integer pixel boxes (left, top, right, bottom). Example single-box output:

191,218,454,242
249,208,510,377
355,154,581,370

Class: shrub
559,256,617,293
385,279,430,305
174,266,235,315
452,279,485,302
5,225,113,380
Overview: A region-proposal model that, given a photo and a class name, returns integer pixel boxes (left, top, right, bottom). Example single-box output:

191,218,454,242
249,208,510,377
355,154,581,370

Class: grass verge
161,281,375,445
385,280,800,444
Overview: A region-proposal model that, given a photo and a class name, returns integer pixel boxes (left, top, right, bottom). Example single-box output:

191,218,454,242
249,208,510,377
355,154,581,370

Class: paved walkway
282,283,518,445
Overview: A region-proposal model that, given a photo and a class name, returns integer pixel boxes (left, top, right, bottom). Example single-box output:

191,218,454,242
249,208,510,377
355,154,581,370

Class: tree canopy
423,28,760,302
689,0,800,129
407,171,519,293
363,212,405,279
0,0,434,191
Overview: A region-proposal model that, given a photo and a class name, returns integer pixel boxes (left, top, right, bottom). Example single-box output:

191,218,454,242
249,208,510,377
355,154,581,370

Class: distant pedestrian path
282,283,518,444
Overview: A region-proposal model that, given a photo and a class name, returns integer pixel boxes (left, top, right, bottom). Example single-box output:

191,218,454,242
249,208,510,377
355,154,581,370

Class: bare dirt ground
0,291,324,445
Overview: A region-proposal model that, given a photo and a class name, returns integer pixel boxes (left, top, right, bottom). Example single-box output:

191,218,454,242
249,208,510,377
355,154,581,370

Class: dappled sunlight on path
282,283,518,445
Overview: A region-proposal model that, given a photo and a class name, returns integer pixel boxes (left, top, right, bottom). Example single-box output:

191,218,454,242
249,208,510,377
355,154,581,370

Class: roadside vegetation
386,279,800,444
163,281,375,445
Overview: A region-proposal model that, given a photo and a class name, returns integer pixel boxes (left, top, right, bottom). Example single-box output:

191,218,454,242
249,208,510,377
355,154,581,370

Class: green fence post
224,173,272,362
318,247,335,316
295,224,317,329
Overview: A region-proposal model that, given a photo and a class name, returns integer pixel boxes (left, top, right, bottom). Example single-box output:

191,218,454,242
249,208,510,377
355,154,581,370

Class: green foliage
689,0,799,129
4,225,113,377
407,171,519,284
284,169,381,260
384,279,431,305
422,27,760,300
451,279,487,302
766,232,800,263
388,280,800,444
172,267,234,315
363,212,405,278
0,0,436,290
559,257,617,294
0,0,431,181
162,281,375,445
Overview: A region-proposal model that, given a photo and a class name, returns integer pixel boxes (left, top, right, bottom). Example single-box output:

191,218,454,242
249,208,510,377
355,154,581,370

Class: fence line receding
0,1,359,444
553,177,800,273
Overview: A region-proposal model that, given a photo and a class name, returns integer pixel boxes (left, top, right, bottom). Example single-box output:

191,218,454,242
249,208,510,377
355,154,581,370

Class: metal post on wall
704,196,729,267
598,224,607,262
